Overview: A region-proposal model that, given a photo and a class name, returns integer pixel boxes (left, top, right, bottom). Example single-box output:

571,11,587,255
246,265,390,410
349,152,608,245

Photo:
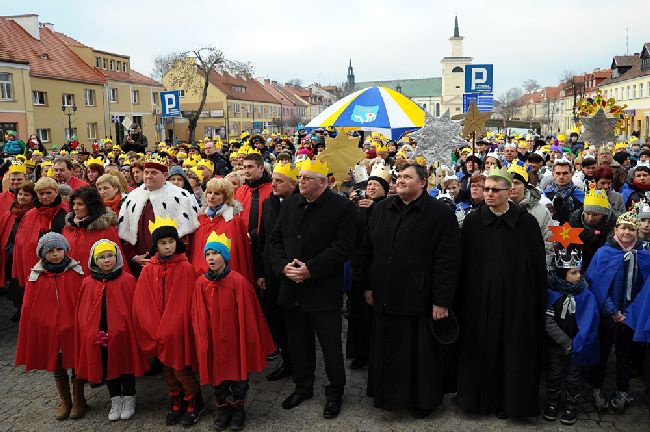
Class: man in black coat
361,164,460,418
269,160,355,419
122,124,148,153
203,140,231,177
255,163,297,381
456,167,547,419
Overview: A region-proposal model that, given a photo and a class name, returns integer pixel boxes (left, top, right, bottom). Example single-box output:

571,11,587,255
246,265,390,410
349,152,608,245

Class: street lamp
62,104,77,141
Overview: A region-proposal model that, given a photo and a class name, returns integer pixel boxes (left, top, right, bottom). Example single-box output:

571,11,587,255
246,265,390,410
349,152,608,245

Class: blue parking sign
161,90,181,117
465,65,493,93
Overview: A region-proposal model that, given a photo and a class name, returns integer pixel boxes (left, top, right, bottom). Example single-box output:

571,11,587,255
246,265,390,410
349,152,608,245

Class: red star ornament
548,222,584,249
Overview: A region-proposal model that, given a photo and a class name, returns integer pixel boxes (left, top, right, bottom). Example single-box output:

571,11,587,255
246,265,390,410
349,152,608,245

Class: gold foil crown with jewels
299,158,329,177
583,183,609,209
273,162,298,180
148,216,178,234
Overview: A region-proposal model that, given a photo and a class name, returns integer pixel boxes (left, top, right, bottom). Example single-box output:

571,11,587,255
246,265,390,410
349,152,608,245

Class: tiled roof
102,69,163,87
207,70,279,104
612,55,637,68
355,77,442,97
0,18,105,84
53,31,87,48
259,80,295,106
600,54,650,86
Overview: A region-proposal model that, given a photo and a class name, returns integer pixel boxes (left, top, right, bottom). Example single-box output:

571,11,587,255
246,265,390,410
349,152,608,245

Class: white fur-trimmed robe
118,182,200,245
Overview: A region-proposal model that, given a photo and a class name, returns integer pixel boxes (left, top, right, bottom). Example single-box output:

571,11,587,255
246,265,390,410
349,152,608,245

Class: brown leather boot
55,377,72,420
69,377,87,419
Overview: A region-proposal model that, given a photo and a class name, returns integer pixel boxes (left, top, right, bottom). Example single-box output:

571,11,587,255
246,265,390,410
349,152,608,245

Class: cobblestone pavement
1,296,649,432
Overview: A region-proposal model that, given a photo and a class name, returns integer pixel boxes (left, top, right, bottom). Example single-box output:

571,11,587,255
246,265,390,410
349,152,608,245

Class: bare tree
496,87,524,127
287,79,303,87
522,79,541,93
150,52,182,81
164,47,252,143
559,70,585,124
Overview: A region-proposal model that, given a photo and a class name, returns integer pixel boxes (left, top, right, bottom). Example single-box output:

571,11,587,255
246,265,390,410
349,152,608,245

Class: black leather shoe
266,365,292,381
495,408,508,419
281,392,313,410
323,400,341,419
266,348,281,361
350,358,367,370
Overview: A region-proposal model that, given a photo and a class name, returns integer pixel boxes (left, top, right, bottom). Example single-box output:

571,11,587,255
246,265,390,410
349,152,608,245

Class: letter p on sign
164,93,176,110
465,64,493,93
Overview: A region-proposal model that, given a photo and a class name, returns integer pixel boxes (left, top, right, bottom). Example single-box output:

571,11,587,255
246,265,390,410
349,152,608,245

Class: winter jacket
517,188,554,267
569,207,616,270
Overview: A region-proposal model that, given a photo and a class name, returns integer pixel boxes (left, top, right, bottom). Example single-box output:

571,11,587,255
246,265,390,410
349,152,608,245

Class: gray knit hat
36,232,70,259
639,201,650,220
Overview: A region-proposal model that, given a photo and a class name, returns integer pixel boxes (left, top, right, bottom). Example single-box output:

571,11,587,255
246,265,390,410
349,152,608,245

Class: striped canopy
306,87,425,140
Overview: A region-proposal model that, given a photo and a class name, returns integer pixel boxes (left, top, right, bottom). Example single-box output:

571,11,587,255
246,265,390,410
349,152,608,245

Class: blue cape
543,186,585,203
547,287,600,366
625,277,650,342
620,182,634,205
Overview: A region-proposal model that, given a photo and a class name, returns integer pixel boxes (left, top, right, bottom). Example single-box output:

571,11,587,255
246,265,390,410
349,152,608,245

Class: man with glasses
269,159,355,419
456,166,547,420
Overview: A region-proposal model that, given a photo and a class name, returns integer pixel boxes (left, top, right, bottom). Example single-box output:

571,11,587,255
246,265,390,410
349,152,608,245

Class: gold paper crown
375,144,389,153
176,151,188,160
614,142,627,151
273,162,298,180
86,156,104,167
247,147,262,155
16,154,26,162
486,166,513,183
148,216,178,234
507,161,529,182
206,231,231,251
197,159,214,172
369,163,391,182
8,161,26,174
41,161,54,168
237,145,252,156
144,154,168,166
32,150,43,157
584,183,609,209
299,158,329,176
183,159,197,168
93,240,117,260
190,166,204,182
557,134,567,141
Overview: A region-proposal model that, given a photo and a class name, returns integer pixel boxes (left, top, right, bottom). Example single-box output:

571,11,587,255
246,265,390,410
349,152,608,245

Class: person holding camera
122,124,148,153
346,164,391,371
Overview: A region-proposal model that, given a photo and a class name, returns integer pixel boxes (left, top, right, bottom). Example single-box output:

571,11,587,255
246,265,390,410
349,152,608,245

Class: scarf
205,265,231,281
614,234,636,252
67,211,101,229
246,170,271,189
551,182,577,214
91,267,122,282
10,201,34,219
43,257,72,274
631,180,650,192
206,203,225,219
549,273,587,319
103,194,122,214
612,234,639,301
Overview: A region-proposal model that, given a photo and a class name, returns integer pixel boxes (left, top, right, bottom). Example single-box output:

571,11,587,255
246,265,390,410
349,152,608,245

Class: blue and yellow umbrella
306,87,425,140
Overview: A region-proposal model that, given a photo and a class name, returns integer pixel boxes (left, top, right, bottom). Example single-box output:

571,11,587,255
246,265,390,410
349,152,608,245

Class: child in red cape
193,232,274,431
132,217,205,427
15,232,86,421
75,239,148,422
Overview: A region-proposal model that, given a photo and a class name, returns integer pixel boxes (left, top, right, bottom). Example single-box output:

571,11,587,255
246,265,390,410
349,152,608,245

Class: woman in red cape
62,186,126,276
190,177,254,283
12,177,67,288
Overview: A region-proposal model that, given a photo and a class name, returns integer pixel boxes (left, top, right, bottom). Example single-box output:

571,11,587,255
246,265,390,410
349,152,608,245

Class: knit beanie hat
149,225,185,257
166,165,189,182
37,232,70,259
582,186,610,216
203,232,231,262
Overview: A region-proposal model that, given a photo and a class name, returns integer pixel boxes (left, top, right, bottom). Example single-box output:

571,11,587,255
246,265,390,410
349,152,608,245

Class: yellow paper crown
584,183,609,209
273,162,298,180
517,140,528,149
190,166,204,182
46,167,54,177
59,150,69,156
247,147,262,155
16,154,26,162
237,145,252,156
8,161,26,174
614,142,627,151
25,159,36,168
557,133,567,141
176,151,188,160
206,231,231,251
507,161,529,182
144,154,168,166
183,159,197,168
197,159,214,173
148,216,178,234
93,240,117,260
32,150,43,157
375,144,389,152
299,158,329,176
369,163,392,182
41,160,54,168
86,156,104,167
487,166,513,183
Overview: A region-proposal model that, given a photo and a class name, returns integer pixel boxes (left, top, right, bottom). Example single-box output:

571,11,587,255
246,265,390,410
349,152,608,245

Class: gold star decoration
318,128,366,185
461,99,492,139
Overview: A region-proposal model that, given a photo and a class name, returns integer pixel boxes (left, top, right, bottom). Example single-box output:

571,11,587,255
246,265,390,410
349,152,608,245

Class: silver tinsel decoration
580,109,619,147
410,111,467,168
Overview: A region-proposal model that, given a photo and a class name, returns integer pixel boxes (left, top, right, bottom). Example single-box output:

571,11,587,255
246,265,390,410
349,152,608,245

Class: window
178,89,185,97
109,87,118,103
117,61,122,72
62,93,75,107
95,57,100,68
633,85,637,99
102,58,107,69
87,122,98,140
246,104,252,114
64,128,78,141
626,86,630,100
641,84,644,99
122,62,127,73
84,89,95,106
152,92,159,104
0,73,13,100
452,66,464,72
109,59,115,71
233,102,240,114
131,90,139,104
32,91,47,105
259,105,263,114
36,129,50,143
231,85,246,93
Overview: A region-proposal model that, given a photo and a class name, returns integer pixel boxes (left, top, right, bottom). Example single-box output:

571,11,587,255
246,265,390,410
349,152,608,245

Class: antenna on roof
626,27,629,55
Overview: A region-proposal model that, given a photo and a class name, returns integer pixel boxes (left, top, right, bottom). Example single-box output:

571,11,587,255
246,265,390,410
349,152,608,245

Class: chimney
6,14,40,40
41,22,54,31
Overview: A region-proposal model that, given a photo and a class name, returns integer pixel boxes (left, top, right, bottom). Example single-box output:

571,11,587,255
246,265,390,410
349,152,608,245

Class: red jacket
75,271,148,383
15,261,84,371
0,190,15,214
132,253,196,370
66,176,89,191
190,212,255,283
0,210,16,288
234,179,272,235
192,271,274,385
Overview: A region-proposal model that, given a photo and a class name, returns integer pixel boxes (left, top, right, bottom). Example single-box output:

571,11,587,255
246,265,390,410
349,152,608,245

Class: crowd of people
1,124,650,429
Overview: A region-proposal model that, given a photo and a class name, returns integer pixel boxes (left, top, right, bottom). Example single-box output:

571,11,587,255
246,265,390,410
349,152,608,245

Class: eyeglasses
297,175,319,182
482,187,509,193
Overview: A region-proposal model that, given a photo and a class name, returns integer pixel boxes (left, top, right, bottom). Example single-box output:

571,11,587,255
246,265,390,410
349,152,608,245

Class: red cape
63,224,126,276
75,272,148,383
0,190,14,214
67,176,89,191
15,265,84,371
190,214,255,283
234,182,273,233
0,210,16,288
12,203,66,287
132,253,196,370
192,271,275,385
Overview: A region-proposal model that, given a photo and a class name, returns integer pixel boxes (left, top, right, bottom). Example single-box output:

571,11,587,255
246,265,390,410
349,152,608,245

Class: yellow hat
517,140,528,149
415,155,427,167
557,134,567,142
85,156,104,167
183,159,197,168
25,159,36,168
540,145,550,153
507,160,529,182
46,167,55,177
190,166,204,182
614,142,627,151
59,150,69,156
92,240,117,261
176,151,188,160
15,154,26,162
459,147,472,155
299,158,329,176
273,162,298,180
148,215,178,234
375,144,389,153
32,150,43,157
240,131,250,140
583,183,609,210
8,161,26,175
197,159,214,173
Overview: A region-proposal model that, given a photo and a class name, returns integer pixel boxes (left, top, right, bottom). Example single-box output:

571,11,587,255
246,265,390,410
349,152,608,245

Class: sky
4,0,649,97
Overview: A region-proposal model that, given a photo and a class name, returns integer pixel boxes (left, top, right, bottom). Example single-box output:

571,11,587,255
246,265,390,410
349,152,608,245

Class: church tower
346,59,355,94
440,16,473,116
